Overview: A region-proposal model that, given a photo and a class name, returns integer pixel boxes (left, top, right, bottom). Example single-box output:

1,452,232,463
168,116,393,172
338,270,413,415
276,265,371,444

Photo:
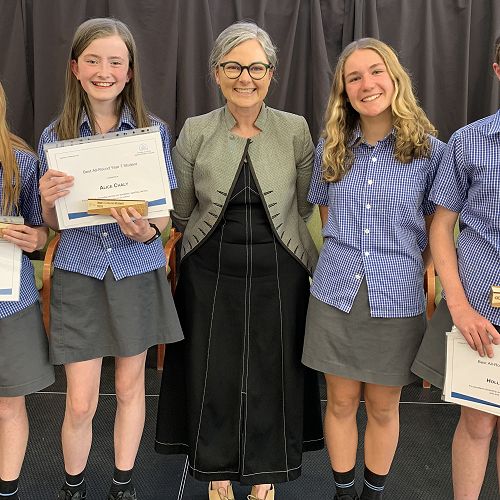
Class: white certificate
0,216,23,302
444,326,500,416
44,127,173,229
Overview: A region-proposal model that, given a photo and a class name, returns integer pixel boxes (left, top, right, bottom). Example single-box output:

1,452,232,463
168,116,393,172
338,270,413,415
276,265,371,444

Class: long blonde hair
55,18,150,140
0,81,32,215
322,38,437,182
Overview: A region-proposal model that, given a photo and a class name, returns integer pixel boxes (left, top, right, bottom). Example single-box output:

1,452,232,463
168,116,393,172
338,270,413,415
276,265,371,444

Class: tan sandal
247,484,275,500
209,482,235,500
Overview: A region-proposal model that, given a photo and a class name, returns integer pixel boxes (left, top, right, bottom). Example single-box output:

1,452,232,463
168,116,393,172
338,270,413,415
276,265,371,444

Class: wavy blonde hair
55,18,150,140
0,81,33,215
322,38,436,182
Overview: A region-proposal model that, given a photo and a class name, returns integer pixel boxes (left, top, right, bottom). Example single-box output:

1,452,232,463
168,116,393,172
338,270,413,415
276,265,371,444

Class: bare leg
363,383,402,474
113,351,148,469
324,374,362,471
62,359,103,474
0,396,28,480
452,406,497,499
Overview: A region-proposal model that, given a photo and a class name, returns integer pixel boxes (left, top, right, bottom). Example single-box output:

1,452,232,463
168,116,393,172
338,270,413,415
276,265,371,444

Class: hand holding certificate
0,216,23,302
44,126,173,229
444,326,500,416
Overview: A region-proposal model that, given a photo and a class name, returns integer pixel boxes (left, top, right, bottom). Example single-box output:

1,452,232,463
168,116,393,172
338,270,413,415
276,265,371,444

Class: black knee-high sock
0,478,19,498
360,466,386,500
109,467,134,495
64,470,86,495
332,466,357,497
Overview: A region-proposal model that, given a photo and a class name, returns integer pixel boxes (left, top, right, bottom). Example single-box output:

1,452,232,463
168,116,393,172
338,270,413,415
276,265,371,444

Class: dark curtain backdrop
0,0,498,147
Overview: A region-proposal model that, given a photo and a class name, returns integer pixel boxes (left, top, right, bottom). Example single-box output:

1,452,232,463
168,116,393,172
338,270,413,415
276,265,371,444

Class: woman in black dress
155,21,323,500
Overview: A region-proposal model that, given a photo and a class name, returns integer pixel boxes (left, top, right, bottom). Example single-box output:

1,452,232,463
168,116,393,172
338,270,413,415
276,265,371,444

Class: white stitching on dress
273,234,290,480
193,218,228,470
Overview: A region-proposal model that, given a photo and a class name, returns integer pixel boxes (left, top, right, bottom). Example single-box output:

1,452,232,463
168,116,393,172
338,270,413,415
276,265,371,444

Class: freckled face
215,39,273,117
343,49,395,121
71,35,132,107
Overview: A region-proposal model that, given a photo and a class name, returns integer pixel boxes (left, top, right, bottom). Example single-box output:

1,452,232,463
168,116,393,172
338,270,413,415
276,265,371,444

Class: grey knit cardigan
171,103,319,275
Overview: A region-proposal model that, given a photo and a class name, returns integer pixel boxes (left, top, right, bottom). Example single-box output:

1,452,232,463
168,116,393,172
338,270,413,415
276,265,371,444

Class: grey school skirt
302,280,426,386
0,302,55,397
412,299,500,390
49,267,183,364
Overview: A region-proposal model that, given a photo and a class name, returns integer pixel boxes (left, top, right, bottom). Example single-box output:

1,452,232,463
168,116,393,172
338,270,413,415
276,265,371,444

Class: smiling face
215,38,273,118
71,35,132,108
343,48,395,124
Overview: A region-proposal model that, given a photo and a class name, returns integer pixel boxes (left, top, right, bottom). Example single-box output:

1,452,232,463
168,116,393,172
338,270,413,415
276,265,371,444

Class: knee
326,396,359,420
115,375,143,406
65,394,97,424
459,409,497,441
365,399,399,426
0,397,25,423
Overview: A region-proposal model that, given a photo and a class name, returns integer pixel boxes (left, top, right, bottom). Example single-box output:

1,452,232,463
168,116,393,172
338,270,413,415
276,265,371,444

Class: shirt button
367,179,373,185
364,228,370,234
102,232,108,237
365,203,371,209
107,248,112,252
355,274,362,280
372,157,377,162
364,251,370,256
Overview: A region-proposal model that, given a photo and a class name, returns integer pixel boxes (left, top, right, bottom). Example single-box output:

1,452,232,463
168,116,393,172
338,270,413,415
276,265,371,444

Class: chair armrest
424,261,436,320
163,228,182,293
41,233,60,335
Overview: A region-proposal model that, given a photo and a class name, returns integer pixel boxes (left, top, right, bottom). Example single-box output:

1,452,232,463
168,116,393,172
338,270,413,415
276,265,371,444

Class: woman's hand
39,169,74,209
110,207,156,243
449,302,500,358
2,225,48,253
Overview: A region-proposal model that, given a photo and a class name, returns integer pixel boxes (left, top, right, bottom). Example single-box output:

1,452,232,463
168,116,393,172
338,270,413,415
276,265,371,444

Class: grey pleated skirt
0,302,55,397
302,280,426,386
49,267,183,364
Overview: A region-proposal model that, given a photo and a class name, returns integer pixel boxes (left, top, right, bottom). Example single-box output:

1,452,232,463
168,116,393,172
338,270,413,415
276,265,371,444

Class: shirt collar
348,123,396,147
487,109,500,135
79,104,136,133
223,102,268,131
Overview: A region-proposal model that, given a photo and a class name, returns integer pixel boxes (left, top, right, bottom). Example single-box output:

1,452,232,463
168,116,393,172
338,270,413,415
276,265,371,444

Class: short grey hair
209,21,278,77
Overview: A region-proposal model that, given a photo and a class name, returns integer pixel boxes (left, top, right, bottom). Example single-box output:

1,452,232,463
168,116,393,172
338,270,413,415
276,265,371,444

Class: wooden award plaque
87,199,148,216
490,286,500,308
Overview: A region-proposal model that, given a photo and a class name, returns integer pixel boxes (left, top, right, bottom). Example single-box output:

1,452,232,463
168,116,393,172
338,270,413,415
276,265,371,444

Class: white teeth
235,88,255,93
93,82,114,87
362,94,381,102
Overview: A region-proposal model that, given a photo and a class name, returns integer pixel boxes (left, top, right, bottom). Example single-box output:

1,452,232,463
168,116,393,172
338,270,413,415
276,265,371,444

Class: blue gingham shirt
38,107,177,280
430,109,500,325
0,149,43,319
309,130,445,318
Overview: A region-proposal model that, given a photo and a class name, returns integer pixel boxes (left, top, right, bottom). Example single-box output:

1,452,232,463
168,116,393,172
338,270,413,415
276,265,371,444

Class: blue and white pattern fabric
38,106,177,280
429,109,500,325
308,130,445,318
0,149,42,319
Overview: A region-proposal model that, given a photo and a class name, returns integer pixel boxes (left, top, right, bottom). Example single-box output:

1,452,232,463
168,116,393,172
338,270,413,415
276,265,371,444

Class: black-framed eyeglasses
219,61,274,80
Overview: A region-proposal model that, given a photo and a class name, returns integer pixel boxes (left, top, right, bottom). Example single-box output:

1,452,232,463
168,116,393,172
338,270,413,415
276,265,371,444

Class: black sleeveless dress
156,150,323,485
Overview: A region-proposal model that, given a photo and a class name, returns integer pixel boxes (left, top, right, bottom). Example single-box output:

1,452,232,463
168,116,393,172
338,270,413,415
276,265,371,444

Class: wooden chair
422,261,437,388
40,227,182,371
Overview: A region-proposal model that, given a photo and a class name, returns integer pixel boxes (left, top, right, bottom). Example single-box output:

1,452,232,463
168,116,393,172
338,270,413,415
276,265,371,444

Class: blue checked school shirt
430,109,500,325
308,130,445,318
38,106,177,280
0,149,43,319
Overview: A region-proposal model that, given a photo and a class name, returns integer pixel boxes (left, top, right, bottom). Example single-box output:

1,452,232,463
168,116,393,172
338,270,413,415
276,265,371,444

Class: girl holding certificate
412,37,500,499
302,38,445,500
0,81,54,500
38,18,183,500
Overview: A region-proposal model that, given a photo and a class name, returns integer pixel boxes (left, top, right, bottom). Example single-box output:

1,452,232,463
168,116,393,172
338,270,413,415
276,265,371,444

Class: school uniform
38,107,183,364
302,130,445,386
0,149,54,396
412,110,500,389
